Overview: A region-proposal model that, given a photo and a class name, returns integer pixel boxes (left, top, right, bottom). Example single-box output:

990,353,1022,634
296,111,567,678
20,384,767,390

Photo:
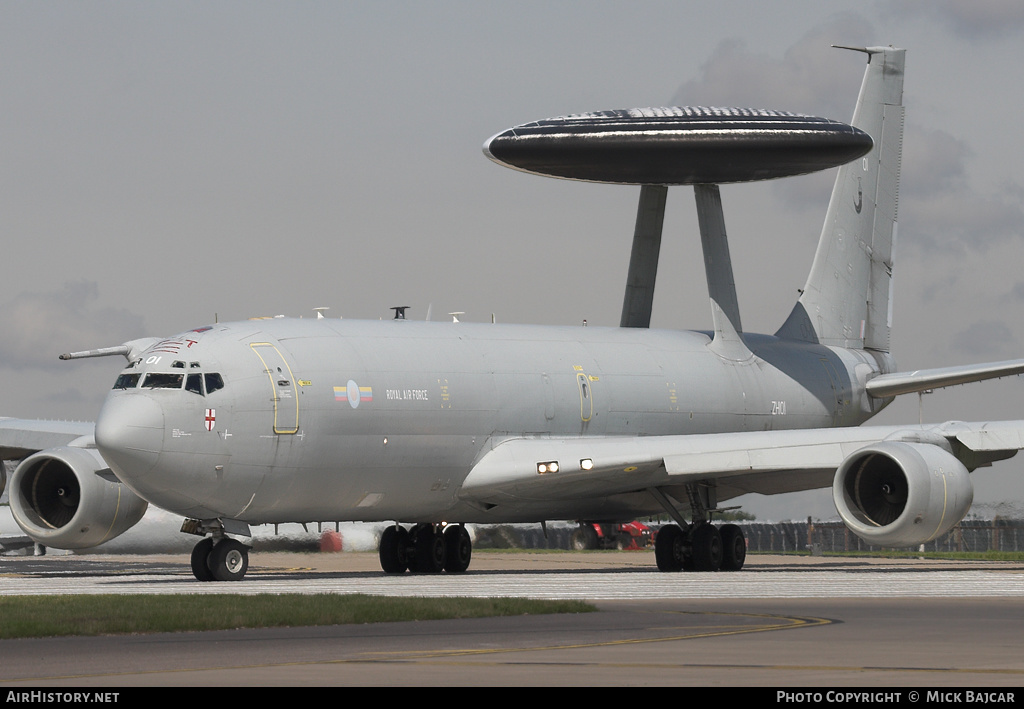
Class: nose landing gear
190,536,251,582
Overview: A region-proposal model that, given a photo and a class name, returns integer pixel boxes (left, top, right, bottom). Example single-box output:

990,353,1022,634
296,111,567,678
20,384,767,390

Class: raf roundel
483,107,873,185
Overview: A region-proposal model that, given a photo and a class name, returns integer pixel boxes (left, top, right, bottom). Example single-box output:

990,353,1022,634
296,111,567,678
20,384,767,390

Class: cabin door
250,342,300,434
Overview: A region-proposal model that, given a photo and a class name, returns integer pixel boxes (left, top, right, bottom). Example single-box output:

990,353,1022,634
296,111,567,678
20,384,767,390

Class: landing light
580,458,594,471
536,461,559,474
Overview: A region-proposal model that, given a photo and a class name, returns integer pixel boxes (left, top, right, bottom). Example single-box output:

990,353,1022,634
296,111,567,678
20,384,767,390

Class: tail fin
777,46,905,352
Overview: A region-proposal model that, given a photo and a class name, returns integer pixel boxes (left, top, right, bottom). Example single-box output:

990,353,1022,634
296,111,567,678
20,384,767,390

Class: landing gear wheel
719,523,746,571
655,524,685,571
691,523,723,572
410,524,446,573
571,526,598,550
190,537,215,582
443,525,472,572
208,538,249,581
379,525,410,573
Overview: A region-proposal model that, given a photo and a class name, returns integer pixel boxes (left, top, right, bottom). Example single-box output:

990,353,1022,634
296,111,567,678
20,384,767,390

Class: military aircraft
3,46,1024,581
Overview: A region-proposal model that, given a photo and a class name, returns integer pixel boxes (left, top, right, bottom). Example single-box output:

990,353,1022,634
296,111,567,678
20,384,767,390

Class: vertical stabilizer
777,46,905,352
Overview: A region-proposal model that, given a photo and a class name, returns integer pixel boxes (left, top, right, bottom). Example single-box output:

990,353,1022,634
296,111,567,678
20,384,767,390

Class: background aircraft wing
460,420,1024,504
0,418,95,461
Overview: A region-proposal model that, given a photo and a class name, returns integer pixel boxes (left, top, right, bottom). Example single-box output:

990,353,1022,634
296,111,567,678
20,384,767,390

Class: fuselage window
141,372,185,389
112,373,141,389
205,373,225,394
185,373,204,395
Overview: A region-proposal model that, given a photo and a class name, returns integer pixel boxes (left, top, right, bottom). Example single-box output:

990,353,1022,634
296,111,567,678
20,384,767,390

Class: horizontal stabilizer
866,359,1024,398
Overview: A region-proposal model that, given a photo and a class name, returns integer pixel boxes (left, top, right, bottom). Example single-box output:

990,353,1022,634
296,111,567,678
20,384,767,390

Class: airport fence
470,519,1024,554
738,519,1024,554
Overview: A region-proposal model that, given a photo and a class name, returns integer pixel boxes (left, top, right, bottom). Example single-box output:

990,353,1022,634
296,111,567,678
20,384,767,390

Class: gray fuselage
94,317,893,525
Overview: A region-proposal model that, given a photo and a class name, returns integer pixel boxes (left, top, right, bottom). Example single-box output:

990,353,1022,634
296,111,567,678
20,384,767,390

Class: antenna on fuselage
391,306,411,320
313,307,330,320
483,100,872,359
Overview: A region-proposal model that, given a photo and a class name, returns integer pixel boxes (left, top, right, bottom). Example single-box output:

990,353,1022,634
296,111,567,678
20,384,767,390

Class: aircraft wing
460,420,1024,504
0,418,95,460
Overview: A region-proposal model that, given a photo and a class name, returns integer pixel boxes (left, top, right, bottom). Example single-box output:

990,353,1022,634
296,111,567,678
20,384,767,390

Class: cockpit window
185,373,203,395
141,372,185,389
205,373,225,394
112,373,141,390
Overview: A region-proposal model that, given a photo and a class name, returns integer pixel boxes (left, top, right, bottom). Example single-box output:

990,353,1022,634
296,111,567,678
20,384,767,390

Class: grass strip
0,594,595,639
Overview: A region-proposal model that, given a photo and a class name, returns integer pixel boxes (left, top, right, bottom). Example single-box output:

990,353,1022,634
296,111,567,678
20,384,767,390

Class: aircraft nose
94,393,164,480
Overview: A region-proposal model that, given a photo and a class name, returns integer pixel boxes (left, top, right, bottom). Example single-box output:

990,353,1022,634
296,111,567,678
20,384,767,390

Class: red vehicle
571,521,653,550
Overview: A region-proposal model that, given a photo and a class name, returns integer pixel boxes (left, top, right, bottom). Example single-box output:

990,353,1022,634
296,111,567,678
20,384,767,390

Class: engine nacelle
833,441,973,547
9,447,148,549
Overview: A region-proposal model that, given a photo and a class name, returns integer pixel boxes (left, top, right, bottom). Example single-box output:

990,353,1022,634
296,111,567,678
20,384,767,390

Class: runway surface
1,551,1023,686
2,550,1023,598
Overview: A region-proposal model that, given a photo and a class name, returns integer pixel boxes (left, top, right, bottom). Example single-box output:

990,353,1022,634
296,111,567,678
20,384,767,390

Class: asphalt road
1,551,1022,687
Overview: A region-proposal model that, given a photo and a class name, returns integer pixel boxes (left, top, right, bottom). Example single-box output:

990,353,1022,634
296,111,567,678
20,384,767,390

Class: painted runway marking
1,566,1022,598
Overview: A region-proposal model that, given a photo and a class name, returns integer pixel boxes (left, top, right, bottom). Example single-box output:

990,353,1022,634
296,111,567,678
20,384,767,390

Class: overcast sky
2,1,1023,520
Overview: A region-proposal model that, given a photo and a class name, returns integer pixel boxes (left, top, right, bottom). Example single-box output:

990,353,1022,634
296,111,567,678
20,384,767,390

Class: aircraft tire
443,525,472,573
379,525,409,573
190,537,216,582
719,523,746,571
411,524,446,573
654,524,685,571
209,538,249,582
571,526,598,550
691,523,723,572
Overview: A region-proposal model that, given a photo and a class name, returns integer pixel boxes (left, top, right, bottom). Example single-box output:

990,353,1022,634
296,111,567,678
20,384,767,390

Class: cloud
901,127,970,198
891,0,1024,40
949,319,1018,358
676,34,1024,251
900,126,1024,251
0,282,145,370
667,15,876,214
670,14,874,120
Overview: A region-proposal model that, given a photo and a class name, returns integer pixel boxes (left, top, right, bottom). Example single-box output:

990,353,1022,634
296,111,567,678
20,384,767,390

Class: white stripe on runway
2,570,1023,599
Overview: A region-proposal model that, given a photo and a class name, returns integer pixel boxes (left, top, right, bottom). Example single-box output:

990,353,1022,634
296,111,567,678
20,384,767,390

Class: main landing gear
378,523,472,574
649,482,747,572
654,522,746,572
191,536,251,581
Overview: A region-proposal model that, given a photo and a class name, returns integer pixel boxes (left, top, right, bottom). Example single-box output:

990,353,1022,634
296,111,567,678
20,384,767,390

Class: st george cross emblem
205,409,216,431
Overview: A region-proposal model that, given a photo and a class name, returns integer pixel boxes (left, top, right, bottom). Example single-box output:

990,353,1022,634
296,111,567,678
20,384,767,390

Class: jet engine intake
833,441,972,547
9,447,148,549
